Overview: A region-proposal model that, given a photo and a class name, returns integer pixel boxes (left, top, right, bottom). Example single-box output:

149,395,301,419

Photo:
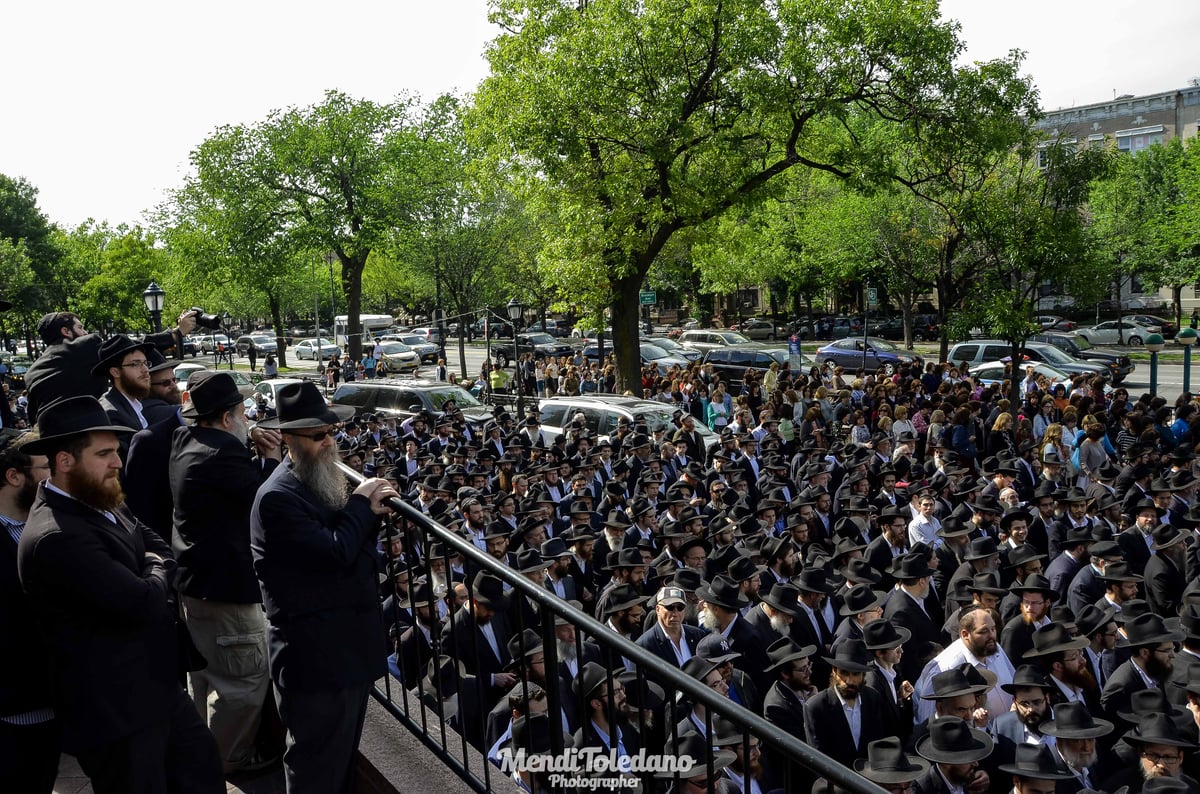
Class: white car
376,341,420,374
294,338,340,361
1076,319,1161,347
970,361,1073,390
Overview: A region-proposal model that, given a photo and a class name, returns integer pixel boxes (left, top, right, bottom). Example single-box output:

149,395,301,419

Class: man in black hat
991,665,1058,767
762,637,818,743
572,661,641,759
855,737,929,794
250,381,399,793
1044,526,1094,604
1144,524,1187,617
1099,713,1200,792
696,574,771,688
1000,574,1057,664
1065,540,1122,618
1118,498,1160,577
913,716,993,794
90,334,158,431
170,372,283,776
1099,613,1185,724
863,618,916,744
882,552,942,683
803,639,888,769
998,743,1075,794
25,309,198,421
18,396,223,793
1040,701,1113,791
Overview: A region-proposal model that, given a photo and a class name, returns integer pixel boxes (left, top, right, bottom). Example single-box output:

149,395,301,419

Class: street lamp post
222,312,233,370
142,281,165,333
507,298,524,416
1178,327,1198,397
1146,333,1165,396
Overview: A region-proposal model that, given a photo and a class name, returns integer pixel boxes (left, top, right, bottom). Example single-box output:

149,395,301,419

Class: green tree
473,0,1003,393
0,174,67,315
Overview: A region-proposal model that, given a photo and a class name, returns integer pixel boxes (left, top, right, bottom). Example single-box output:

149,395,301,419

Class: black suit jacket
171,425,278,603
1099,659,1161,725
762,680,808,742
1144,551,1185,617
883,589,941,683
99,386,145,431
865,663,913,743
1116,527,1152,577
802,685,888,770
0,520,54,719
17,484,179,753
634,621,705,671
396,621,438,689
726,613,772,694
251,459,387,691
440,605,512,699
124,411,183,543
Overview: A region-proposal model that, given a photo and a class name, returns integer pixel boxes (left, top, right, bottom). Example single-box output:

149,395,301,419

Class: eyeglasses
1142,751,1183,766
121,360,150,369
290,428,337,441
1021,598,1046,608
1015,697,1046,709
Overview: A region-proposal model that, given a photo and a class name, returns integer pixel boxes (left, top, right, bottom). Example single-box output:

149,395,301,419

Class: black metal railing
341,462,886,794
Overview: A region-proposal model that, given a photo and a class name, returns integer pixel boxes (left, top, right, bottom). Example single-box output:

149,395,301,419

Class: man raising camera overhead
24,308,204,421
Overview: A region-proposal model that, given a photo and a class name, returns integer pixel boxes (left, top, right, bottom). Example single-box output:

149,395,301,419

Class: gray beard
557,639,577,662
292,447,349,509
698,608,720,632
769,613,791,636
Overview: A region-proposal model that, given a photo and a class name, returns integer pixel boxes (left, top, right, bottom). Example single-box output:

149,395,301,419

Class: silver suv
537,395,718,455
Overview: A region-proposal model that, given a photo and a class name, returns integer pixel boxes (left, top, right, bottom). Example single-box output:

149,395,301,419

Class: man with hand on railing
249,381,399,794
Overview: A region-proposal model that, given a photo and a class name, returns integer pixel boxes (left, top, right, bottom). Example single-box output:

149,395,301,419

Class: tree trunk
900,295,914,350
610,276,645,396
267,289,288,369
341,253,366,364
457,323,468,380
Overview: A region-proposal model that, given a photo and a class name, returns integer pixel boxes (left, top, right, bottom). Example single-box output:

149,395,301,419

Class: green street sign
639,291,656,305
866,287,879,308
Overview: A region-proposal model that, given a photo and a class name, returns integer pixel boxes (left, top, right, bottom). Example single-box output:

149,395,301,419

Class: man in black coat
171,372,283,775
882,553,943,683
17,396,223,794
1143,524,1188,617
251,382,397,794
0,436,57,793
1099,613,1185,725
24,309,196,421
441,571,515,705
123,350,185,542
802,639,889,770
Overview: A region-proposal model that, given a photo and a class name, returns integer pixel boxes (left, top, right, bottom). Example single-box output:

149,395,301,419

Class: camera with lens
191,307,224,330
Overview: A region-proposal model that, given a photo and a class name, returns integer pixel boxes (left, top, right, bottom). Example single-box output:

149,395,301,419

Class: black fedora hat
511,712,574,757
1009,573,1056,599
1074,604,1117,638
822,638,872,673
793,568,835,595
1023,624,1088,659
696,575,750,612
1115,688,1189,723
962,536,1000,561
573,661,617,700
1151,523,1188,551
839,584,886,617
180,370,249,418
23,395,135,454
90,333,155,377
854,737,929,785
764,636,817,672
601,583,648,617
470,571,506,608
920,668,991,700
505,628,544,668
862,618,911,650
1099,560,1143,584
257,381,354,430
890,552,935,580
1116,613,1184,648
997,743,1073,781
1178,603,1200,642
1000,664,1056,695
915,716,994,764
1040,701,1113,740
759,582,800,616
1121,713,1198,750
654,732,736,780
841,558,884,586
965,572,1008,598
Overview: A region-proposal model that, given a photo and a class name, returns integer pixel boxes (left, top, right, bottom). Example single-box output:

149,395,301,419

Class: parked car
868,314,942,343
645,336,702,362
702,346,800,388
293,338,340,361
471,318,514,338
677,329,751,353
814,337,915,374
1075,319,1162,347
946,339,1108,380
1126,313,1177,338
375,341,421,374
253,377,310,409
407,327,445,346
811,316,864,340
1034,315,1076,332
493,333,575,367
581,341,690,376
524,319,570,338
728,318,779,340
331,379,491,427
197,334,232,354
234,334,278,356
1035,294,1075,312
970,360,1073,390
4,355,32,388
388,334,439,363
1029,332,1134,383
536,395,719,456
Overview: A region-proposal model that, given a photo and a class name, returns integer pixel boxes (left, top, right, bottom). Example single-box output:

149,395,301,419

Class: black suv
869,314,941,343
330,378,493,427
492,333,574,367
1029,332,1134,383
702,346,795,388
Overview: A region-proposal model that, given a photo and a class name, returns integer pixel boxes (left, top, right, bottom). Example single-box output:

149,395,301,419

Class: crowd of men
4,303,1200,794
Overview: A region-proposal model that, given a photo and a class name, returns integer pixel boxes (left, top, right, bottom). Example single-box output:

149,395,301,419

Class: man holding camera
25,309,201,422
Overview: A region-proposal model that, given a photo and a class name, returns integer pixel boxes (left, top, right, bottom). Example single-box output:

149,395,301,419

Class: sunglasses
290,428,337,441
661,603,686,612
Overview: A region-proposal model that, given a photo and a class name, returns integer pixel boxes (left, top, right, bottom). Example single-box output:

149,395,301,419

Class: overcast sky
4,0,1197,229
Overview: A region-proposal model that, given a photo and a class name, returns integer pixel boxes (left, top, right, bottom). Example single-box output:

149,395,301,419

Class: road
221,339,1199,404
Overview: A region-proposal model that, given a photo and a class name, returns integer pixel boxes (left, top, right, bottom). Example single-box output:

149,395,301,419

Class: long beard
292,444,349,509
1059,664,1098,693
118,370,150,400
65,466,124,512
557,639,577,662
1060,744,1097,771
769,613,791,637
16,477,38,512
698,608,720,632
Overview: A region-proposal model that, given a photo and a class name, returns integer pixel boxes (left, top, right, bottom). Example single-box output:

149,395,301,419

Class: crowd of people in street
4,302,1200,794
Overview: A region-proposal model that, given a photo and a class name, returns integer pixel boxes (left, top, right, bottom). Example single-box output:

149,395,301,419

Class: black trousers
276,683,371,794
0,718,59,794
75,688,223,794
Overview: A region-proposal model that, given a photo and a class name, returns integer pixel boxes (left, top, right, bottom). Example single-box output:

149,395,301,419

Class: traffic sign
639,291,656,305
866,287,879,308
